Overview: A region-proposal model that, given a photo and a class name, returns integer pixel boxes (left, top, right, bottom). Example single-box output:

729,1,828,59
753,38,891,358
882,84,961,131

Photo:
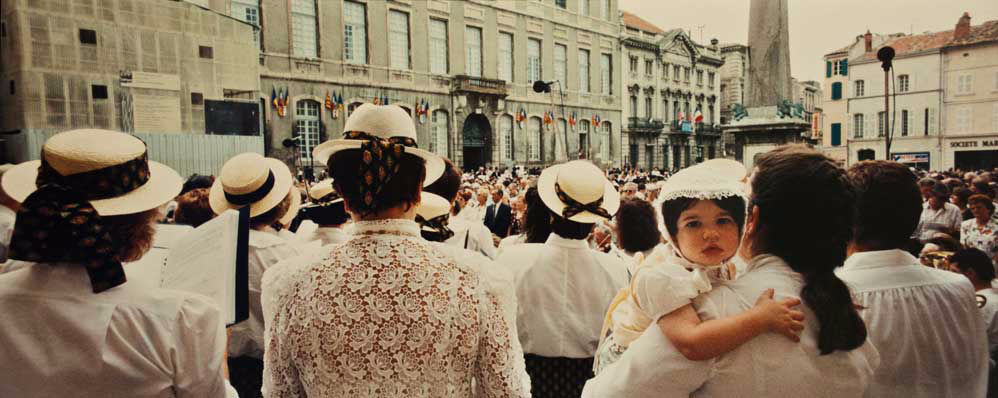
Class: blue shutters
831,123,841,146
841,59,848,76
831,82,842,100
826,61,832,78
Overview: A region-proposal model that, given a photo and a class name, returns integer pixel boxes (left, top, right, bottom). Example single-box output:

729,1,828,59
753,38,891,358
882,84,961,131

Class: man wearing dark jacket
484,189,512,238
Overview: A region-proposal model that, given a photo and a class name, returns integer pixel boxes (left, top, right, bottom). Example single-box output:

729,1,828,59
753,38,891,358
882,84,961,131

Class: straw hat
209,152,297,218
312,104,444,186
1,129,182,216
415,192,451,225
537,160,620,223
308,178,342,203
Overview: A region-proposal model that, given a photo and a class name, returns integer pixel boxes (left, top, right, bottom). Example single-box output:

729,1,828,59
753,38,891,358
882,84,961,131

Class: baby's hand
752,288,805,342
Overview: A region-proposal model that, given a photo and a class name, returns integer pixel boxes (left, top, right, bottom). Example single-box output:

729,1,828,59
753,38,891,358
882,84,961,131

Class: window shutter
831,123,841,146
826,61,832,78
831,82,842,100
928,108,937,135
318,119,327,143
841,59,848,75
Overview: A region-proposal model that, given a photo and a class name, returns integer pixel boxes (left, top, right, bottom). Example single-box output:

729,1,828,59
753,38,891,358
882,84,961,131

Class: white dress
261,219,529,397
583,255,880,398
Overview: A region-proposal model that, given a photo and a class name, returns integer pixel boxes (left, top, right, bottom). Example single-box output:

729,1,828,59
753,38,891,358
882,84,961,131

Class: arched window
898,74,910,92
600,121,611,160
645,96,653,119
295,99,321,164
630,95,638,116
499,114,514,161
529,117,542,161
663,99,670,122
431,110,448,156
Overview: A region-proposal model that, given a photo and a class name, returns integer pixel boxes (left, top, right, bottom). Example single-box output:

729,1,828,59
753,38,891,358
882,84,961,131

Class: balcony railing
453,75,508,96
627,117,665,133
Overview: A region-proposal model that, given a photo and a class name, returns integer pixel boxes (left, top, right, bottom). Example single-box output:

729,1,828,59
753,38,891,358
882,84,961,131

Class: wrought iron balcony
696,123,722,136
452,75,508,96
627,117,665,133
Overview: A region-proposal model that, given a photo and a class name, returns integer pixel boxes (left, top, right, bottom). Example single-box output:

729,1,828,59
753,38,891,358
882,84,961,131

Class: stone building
220,0,624,171
0,0,262,175
619,11,723,172
940,13,998,170
719,44,748,126
791,78,823,142
820,31,895,164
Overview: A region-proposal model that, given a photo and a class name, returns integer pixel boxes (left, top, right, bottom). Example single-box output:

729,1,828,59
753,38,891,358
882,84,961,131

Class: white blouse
836,249,988,398
261,219,529,398
583,255,880,398
228,228,302,359
496,233,630,358
0,264,236,398
447,216,497,260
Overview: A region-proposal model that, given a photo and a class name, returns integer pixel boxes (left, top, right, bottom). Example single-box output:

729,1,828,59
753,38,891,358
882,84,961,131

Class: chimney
864,30,873,53
955,12,971,40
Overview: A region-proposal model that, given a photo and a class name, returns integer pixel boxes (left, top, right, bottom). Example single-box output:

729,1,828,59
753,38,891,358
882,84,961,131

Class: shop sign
950,139,998,148
891,152,930,164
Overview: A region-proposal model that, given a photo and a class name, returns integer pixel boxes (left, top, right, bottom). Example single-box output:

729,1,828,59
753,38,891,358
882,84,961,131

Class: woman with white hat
421,157,498,259
261,104,528,397
0,129,236,397
209,151,303,398
495,159,629,397
292,178,351,246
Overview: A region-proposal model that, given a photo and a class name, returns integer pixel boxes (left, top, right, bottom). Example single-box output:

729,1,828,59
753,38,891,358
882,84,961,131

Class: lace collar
350,218,421,238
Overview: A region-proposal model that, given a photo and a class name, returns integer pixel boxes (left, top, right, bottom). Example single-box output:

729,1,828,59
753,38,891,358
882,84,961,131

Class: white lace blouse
261,219,529,398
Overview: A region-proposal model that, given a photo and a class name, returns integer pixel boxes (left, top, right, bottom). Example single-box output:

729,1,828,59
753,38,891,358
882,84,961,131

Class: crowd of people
0,102,996,397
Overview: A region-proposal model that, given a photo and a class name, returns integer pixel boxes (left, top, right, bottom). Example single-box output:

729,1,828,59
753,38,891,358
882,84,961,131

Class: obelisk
746,0,793,107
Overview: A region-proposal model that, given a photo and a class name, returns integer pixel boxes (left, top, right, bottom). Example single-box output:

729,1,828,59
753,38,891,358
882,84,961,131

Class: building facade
792,78,823,142
619,12,723,171
941,14,998,170
719,44,748,126
222,0,623,171
0,0,262,175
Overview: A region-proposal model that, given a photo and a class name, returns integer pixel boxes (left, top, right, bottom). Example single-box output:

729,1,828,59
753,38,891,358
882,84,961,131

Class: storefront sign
950,139,998,148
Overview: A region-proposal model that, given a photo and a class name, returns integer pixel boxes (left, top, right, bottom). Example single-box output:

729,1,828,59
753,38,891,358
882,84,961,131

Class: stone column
746,0,793,108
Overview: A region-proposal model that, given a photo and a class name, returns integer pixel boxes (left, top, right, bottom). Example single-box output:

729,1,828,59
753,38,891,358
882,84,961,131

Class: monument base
720,106,813,169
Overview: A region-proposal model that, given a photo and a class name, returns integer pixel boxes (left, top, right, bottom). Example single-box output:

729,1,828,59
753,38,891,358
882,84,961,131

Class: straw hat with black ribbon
209,152,300,226
311,104,444,216
414,191,455,241
537,160,620,224
1,129,183,293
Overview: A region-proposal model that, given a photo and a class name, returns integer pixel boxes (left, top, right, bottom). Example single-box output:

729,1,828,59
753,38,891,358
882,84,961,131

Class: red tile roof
949,19,998,47
621,11,665,35
862,18,998,60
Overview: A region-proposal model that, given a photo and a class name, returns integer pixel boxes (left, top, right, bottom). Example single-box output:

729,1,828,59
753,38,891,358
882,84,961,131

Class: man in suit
484,189,513,238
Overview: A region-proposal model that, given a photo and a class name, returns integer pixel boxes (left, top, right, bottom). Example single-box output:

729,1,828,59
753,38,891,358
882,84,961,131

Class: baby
595,164,805,372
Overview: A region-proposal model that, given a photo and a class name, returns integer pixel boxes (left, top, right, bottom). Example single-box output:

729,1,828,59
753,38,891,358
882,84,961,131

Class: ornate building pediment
659,29,700,69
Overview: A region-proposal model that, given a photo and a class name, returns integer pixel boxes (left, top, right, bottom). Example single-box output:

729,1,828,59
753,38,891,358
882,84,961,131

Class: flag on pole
325,91,333,111
569,111,577,131
271,87,278,110
693,109,704,123
373,93,380,105
517,108,526,129
543,111,553,130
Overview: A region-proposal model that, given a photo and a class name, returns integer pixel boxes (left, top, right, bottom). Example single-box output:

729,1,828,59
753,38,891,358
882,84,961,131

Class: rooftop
948,19,998,47
621,11,665,35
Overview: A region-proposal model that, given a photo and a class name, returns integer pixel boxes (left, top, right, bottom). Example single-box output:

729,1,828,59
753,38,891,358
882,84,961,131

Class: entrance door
645,145,654,169
629,144,638,168
461,114,491,171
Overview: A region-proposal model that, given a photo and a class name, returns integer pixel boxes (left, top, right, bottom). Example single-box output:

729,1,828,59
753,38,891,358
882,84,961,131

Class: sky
618,0,998,83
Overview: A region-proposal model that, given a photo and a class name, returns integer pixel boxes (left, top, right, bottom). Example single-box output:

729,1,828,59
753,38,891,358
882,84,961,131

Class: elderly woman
0,129,235,397
261,104,528,397
584,145,879,397
961,194,998,267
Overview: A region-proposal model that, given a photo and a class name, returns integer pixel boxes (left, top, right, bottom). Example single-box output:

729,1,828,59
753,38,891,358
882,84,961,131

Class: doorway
461,113,492,171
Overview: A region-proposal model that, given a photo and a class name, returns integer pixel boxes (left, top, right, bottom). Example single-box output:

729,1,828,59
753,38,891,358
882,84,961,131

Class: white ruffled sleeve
173,295,231,398
631,261,712,323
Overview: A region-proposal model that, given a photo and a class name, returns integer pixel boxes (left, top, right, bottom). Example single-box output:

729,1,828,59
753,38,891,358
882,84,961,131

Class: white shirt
497,233,629,358
298,226,349,247
497,233,526,255
0,205,15,262
447,216,497,260
228,228,301,359
583,255,880,398
978,287,998,356
261,219,529,397
0,264,236,398
836,249,987,398
914,202,962,242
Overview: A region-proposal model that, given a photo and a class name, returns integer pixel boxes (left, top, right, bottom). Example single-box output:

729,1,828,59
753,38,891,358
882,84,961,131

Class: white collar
544,233,590,249
842,249,919,271
350,219,421,238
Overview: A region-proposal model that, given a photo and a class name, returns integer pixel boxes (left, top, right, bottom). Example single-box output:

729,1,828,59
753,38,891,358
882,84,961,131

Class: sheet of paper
161,210,240,324
124,224,193,290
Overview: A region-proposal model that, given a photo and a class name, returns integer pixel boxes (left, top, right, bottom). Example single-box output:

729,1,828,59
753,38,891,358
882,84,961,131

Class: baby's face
674,200,740,266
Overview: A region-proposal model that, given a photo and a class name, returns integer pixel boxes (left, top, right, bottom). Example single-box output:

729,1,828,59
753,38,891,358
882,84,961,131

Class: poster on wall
132,95,182,133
